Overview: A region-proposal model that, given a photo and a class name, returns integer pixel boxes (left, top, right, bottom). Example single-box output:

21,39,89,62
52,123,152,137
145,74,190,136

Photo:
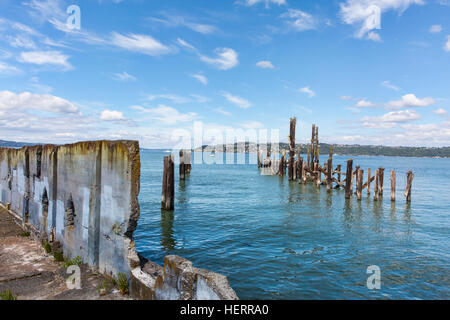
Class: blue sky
0,0,449,148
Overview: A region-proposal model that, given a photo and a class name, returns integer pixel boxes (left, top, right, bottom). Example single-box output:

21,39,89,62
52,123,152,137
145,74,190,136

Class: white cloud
18,50,72,70
223,92,251,109
148,14,217,35
299,86,316,98
100,110,125,121
112,72,137,82
433,108,447,116
445,35,450,52
256,60,275,69
367,31,382,42
214,107,232,116
361,109,421,128
339,0,424,40
429,24,442,33
200,48,239,70
176,38,196,51
387,94,435,109
147,94,191,104
7,34,36,49
131,104,198,125
111,32,172,56
381,80,400,91
280,9,317,31
0,90,78,114
0,62,22,75
240,0,286,7
190,73,208,85
355,99,375,108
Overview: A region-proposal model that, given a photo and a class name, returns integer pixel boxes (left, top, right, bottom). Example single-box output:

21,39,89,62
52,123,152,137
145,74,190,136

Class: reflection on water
136,151,450,299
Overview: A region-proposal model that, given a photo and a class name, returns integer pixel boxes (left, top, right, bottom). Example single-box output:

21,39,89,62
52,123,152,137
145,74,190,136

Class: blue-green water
135,150,450,299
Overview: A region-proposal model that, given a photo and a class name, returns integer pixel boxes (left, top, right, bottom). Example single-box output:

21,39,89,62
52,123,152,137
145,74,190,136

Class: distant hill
195,142,450,158
0,140,39,148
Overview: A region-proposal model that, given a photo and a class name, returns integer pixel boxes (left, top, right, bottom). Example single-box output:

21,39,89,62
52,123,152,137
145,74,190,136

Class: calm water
135,150,450,299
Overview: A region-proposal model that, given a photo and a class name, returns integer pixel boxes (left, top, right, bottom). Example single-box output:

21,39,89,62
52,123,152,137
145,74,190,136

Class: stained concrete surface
0,206,129,300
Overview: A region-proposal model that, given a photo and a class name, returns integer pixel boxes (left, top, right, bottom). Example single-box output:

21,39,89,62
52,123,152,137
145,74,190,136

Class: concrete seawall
0,141,237,300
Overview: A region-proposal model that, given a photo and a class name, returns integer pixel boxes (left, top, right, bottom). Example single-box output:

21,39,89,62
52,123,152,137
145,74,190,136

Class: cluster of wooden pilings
258,118,415,202
161,150,192,210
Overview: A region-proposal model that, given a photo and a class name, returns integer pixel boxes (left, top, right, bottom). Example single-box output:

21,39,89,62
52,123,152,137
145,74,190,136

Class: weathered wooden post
404,171,414,202
288,117,296,181
307,147,311,169
298,158,303,184
162,155,174,210
345,159,353,199
390,170,396,201
311,124,315,165
378,167,384,197
315,126,319,165
326,157,332,191
352,165,359,194
186,150,192,173
279,149,286,176
357,169,363,200
367,168,371,195
257,150,262,168
315,163,321,187
335,164,341,189
374,169,379,201
179,150,186,181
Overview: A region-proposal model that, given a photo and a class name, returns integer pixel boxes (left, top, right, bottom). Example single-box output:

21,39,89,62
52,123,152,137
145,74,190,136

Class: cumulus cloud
18,50,72,70
387,94,435,109
222,92,251,109
100,110,125,121
361,109,420,128
280,9,317,31
0,90,78,114
256,60,275,69
200,48,239,70
445,35,450,52
299,86,316,98
111,32,172,56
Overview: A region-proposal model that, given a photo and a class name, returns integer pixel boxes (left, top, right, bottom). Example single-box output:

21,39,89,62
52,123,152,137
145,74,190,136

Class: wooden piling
179,150,186,181
334,164,341,189
374,169,379,201
293,160,298,181
345,159,353,199
367,168,371,195
326,157,332,191
298,158,303,184
279,149,286,176
378,168,384,197
288,117,296,181
390,170,396,201
162,155,174,210
404,171,414,202
307,147,311,169
357,169,363,200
